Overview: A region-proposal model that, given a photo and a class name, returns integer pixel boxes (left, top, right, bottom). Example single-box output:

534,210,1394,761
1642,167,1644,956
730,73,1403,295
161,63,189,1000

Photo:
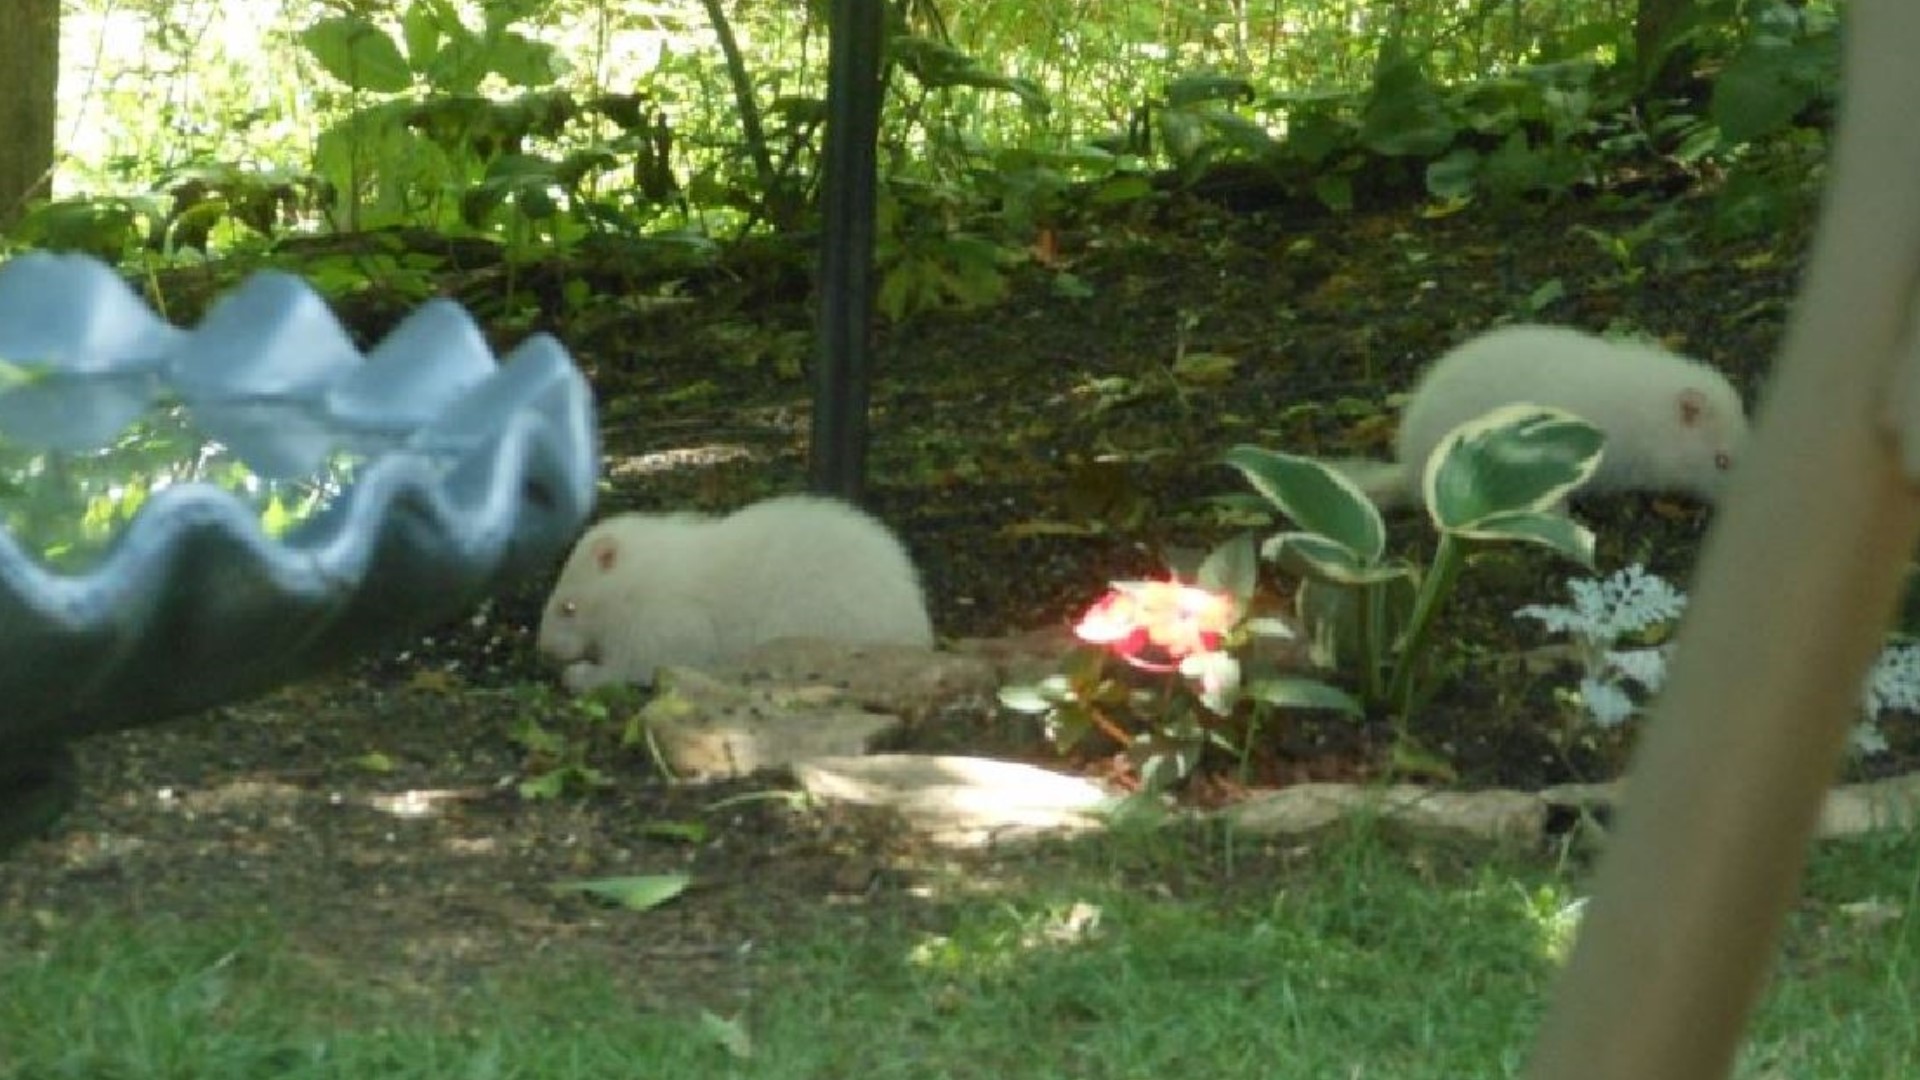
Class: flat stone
793,754,1119,846
1817,772,1920,836
640,666,903,781
1541,776,1920,839
1222,783,1548,845
719,638,999,721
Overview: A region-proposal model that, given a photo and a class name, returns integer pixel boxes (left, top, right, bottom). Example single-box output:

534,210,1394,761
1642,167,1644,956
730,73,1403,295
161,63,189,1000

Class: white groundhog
1376,324,1749,504
537,495,935,693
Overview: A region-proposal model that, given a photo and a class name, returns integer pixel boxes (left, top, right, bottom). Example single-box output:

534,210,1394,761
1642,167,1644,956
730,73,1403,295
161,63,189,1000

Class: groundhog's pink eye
1715,452,1732,471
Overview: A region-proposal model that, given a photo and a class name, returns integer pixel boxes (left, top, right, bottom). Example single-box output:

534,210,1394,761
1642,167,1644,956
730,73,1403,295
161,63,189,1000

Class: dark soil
6,185,1889,1007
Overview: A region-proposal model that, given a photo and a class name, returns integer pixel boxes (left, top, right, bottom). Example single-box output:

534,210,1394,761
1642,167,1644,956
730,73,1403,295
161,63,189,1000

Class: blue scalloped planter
0,253,598,745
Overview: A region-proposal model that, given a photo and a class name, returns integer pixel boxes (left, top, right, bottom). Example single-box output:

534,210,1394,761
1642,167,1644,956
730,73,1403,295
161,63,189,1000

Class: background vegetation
5,0,1840,318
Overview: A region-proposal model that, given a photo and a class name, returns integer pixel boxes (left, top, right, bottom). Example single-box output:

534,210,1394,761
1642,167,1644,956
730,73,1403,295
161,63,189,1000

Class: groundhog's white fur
537,495,934,692
1386,324,1749,503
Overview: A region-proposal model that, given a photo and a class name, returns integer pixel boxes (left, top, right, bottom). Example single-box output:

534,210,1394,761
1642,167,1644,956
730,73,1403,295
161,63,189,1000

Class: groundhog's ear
588,534,621,572
1678,387,1709,426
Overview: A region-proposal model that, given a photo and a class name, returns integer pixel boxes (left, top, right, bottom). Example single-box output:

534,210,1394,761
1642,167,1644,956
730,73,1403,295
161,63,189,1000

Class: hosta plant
1224,403,1605,755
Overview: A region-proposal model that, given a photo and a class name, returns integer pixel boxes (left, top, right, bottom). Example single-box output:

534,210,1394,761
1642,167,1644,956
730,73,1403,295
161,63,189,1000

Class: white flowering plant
1514,564,1684,728
1518,565,1920,754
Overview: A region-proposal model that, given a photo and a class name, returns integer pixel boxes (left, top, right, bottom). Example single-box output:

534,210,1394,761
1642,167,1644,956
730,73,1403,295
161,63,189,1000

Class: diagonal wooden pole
1527,5,1920,1077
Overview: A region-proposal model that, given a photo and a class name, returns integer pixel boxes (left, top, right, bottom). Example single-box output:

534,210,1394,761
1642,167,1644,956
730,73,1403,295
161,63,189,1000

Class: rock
793,754,1118,846
948,628,1081,685
719,638,1000,722
1816,773,1920,836
1541,775,1920,839
1222,783,1548,845
639,666,903,781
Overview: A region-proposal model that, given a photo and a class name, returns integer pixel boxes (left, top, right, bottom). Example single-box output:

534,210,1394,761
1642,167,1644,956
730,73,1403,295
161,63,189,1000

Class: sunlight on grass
5,824,1920,1078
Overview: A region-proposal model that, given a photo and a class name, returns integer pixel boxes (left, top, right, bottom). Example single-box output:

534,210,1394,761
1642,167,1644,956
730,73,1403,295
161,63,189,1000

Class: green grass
5,824,1920,1079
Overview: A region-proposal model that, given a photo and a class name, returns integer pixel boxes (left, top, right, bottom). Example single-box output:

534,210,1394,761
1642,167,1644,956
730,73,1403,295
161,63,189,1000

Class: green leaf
1527,278,1567,312
1090,175,1153,206
1193,109,1281,156
1225,445,1384,563
1281,107,1356,166
481,0,546,34
1051,272,1096,300
401,0,442,70
1166,74,1255,108
487,30,560,88
517,770,568,800
1159,108,1207,164
1478,131,1554,199
1196,533,1259,606
1424,147,1480,200
1172,351,1239,385
1388,739,1458,783
1265,532,1410,587
300,16,412,92
999,683,1062,714
637,821,709,844
1043,701,1098,753
1448,509,1595,570
1359,56,1457,157
1710,37,1833,145
1423,405,1604,528
1313,172,1355,214
1244,616,1297,640
891,35,1048,111
1131,724,1205,792
550,873,691,911
423,30,489,93
1296,572,1416,674
699,1010,753,1059
1245,677,1363,715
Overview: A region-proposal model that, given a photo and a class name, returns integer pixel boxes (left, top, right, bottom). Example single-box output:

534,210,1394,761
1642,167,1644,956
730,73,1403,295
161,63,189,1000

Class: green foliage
12,165,326,265
876,223,1012,322
891,33,1047,112
33,0,1842,315
303,4,574,238
1709,7,1839,145
9,196,160,261
509,684,639,799
299,4,559,96
1225,404,1601,760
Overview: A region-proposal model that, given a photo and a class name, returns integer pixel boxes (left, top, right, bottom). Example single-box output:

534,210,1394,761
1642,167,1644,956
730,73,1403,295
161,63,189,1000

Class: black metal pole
809,0,885,503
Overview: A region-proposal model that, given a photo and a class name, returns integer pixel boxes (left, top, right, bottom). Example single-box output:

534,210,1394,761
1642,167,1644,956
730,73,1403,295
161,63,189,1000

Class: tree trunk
0,0,59,228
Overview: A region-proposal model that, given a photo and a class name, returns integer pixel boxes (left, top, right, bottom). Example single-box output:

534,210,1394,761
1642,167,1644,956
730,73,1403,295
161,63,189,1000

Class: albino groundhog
1363,324,1750,505
537,495,934,692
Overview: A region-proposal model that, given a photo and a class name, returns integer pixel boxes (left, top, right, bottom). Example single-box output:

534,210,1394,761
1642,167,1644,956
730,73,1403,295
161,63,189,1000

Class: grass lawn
4,821,1918,1079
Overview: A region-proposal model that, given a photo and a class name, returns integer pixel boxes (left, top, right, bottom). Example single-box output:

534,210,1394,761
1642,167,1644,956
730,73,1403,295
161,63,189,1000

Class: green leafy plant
509,685,643,799
874,179,1018,321
301,2,565,235
999,535,1358,793
1157,72,1274,180
1224,404,1604,751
